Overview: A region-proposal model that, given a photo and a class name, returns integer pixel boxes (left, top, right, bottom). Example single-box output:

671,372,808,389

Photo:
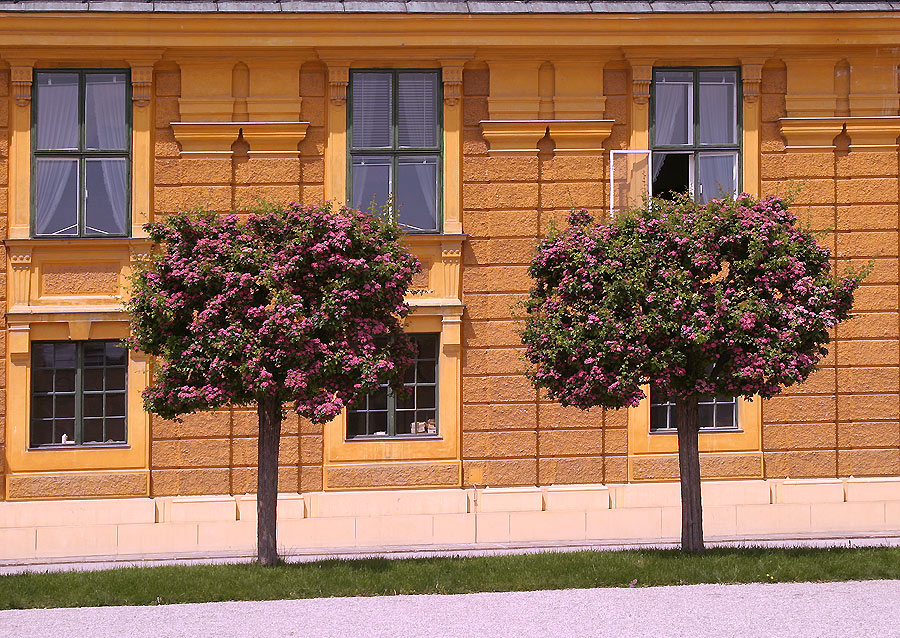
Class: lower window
346,333,439,439
649,384,737,432
30,340,128,447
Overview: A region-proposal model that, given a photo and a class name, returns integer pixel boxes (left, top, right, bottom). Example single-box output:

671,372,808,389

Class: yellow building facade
2,1,900,559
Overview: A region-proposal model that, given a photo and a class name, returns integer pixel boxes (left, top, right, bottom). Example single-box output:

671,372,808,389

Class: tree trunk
675,395,704,553
257,395,282,566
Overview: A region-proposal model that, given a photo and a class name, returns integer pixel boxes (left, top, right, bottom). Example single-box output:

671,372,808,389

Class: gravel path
2,580,897,638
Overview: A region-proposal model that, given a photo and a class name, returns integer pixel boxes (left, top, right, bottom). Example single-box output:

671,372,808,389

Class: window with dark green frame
30,341,128,448
32,70,131,237
649,67,741,433
651,68,740,203
346,333,439,439
348,69,442,233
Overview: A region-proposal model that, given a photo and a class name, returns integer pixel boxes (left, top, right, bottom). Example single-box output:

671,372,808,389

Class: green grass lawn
2,546,900,610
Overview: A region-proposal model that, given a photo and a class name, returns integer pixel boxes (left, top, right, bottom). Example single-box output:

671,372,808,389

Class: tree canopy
522,194,863,410
127,202,420,424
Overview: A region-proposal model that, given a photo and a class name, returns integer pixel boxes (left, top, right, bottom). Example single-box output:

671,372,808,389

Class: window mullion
387,386,396,436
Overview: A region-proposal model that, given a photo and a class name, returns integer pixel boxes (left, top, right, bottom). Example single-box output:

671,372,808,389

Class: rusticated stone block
234,158,301,185
463,98,490,127
537,402,604,429
463,319,525,348
837,365,900,394
837,178,899,205
837,231,899,258
234,184,301,206
231,436,298,467
761,66,786,95
301,184,325,204
838,394,899,422
837,339,899,367
155,70,181,97
463,68,489,96
325,462,458,489
604,455,627,482
538,456,604,485
604,69,627,95
540,155,604,182
300,434,322,465
300,466,323,492
464,239,536,266
759,124,785,152
154,129,181,159
838,312,900,340
794,206,835,232
760,94,785,124
462,266,531,293
762,394,836,424
300,69,325,97
838,449,900,476
462,403,536,431
785,367,835,395
7,472,147,499
464,348,525,376
463,126,490,156
301,158,325,184
463,374,535,404
604,427,627,455
465,156,539,184
154,97,181,129
538,429,603,456
464,210,539,238
463,183,539,211
632,453,761,481
463,458,536,487
764,450,837,478
838,421,900,449
151,439,230,469
836,152,899,178
603,95,627,123
152,411,230,439
155,185,232,213
540,181,604,210
463,294,527,321
302,97,325,127
151,468,230,496
463,430,536,458
763,423,836,451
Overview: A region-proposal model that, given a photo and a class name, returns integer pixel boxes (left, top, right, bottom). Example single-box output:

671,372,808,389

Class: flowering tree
522,194,863,553
127,202,419,565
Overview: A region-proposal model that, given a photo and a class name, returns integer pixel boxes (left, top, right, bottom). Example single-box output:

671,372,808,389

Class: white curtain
36,74,78,150
35,159,77,235
86,76,127,234
653,80,690,182
698,153,737,203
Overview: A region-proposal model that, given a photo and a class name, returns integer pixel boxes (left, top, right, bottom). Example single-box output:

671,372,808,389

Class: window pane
396,388,415,410
85,159,127,236
106,367,127,391
351,156,391,213
85,73,127,151
84,393,103,418
654,71,692,146
36,73,79,151
651,152,691,199
699,70,737,145
33,343,56,368
650,405,669,431
368,386,388,411
346,410,365,438
56,419,76,444
398,72,439,148
83,342,106,366
106,342,128,366
84,368,104,392
416,360,436,384
698,153,737,203
416,385,436,409
55,369,75,393
106,393,127,418
32,396,53,420
396,156,438,232
395,411,414,435
35,159,78,236
699,403,714,429
83,418,104,443
105,418,126,443
716,402,736,429
54,343,77,368
351,72,392,149
368,411,387,435
32,421,53,447
55,395,75,419
33,369,54,393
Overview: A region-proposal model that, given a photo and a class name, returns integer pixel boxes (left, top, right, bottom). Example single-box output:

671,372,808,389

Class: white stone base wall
2,478,900,563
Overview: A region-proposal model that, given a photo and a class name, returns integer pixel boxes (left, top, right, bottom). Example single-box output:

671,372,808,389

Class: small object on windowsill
374,431,387,436
60,434,74,444
426,418,436,435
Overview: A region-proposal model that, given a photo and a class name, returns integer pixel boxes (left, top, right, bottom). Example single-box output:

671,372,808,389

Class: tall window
31,341,128,447
347,333,439,439
651,68,740,203
348,70,441,233
33,70,130,237
649,68,741,432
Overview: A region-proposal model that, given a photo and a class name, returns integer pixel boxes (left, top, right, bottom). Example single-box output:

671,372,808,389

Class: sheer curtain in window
652,71,692,182
85,74,127,235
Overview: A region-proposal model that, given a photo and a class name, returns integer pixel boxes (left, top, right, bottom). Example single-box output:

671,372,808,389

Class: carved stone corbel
131,65,154,108
9,247,33,308
328,65,350,106
441,246,462,299
441,63,464,107
631,64,652,106
742,60,766,104
10,65,33,107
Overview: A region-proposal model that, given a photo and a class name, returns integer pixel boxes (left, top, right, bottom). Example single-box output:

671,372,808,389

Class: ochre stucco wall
3,13,900,499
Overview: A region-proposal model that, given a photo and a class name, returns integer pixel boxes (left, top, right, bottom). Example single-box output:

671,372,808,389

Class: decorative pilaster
631,64,652,106
441,245,461,300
